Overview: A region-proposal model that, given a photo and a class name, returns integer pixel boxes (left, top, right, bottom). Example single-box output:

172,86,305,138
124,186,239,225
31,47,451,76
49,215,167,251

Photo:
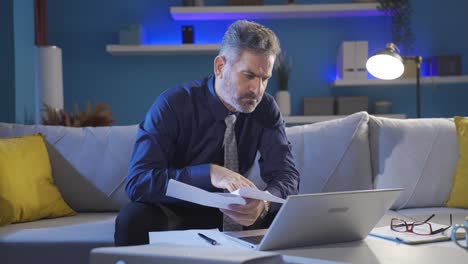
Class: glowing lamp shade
366,43,404,80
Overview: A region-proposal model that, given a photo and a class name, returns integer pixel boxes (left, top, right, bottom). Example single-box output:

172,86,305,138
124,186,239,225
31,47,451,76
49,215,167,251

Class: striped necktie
222,114,242,231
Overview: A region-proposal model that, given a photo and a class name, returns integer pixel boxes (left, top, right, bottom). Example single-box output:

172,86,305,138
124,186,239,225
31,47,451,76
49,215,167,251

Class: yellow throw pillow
446,117,468,208
0,134,76,226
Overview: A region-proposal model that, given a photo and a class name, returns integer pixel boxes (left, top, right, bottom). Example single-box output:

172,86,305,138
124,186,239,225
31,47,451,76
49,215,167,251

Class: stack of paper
149,229,243,248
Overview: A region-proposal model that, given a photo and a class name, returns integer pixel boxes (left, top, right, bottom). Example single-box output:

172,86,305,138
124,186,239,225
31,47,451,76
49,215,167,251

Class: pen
197,233,218,245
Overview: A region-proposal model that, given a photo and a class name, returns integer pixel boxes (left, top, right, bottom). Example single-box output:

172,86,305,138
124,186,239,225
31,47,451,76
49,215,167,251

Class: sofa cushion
369,117,458,209
446,117,468,208
0,134,76,226
246,112,372,193
0,213,116,264
0,123,137,212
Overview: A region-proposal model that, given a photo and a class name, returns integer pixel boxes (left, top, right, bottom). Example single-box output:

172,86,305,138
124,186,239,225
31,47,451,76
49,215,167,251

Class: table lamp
366,43,423,118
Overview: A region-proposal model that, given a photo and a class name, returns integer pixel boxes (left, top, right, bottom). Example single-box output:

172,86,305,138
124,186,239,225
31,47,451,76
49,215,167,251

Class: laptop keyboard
239,235,264,245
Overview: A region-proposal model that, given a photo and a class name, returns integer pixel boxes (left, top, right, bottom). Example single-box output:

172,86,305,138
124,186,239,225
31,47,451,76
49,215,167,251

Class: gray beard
223,77,260,113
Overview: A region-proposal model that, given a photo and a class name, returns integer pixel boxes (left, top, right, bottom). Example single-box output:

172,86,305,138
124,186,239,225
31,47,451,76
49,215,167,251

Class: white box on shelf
337,41,368,80
355,41,368,77
337,41,353,79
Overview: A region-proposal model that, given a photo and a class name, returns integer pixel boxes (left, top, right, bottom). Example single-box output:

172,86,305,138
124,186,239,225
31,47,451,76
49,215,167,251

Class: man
115,20,299,246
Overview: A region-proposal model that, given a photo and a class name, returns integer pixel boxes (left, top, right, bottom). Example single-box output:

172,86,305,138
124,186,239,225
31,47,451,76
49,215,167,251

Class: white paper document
149,228,246,248
166,179,285,210
232,187,286,204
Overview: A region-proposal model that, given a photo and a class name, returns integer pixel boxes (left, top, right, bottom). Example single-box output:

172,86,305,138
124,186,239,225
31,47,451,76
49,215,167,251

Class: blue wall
0,0,15,123
46,0,468,124
0,0,36,123
13,0,36,124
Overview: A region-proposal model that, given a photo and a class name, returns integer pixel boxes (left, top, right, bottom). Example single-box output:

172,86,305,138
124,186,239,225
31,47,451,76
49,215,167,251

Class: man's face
217,51,275,113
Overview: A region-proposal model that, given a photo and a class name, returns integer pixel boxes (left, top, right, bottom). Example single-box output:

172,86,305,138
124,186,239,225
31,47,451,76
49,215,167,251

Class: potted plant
377,0,414,53
274,51,293,116
42,101,116,127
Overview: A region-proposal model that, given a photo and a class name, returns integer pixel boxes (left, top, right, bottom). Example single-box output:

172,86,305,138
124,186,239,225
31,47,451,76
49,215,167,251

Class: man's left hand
220,198,264,227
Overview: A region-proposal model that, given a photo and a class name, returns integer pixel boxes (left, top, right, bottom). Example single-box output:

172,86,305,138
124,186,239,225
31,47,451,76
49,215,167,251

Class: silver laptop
224,188,402,251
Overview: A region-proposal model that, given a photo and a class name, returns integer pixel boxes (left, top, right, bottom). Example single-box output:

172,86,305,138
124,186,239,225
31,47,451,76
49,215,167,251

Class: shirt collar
207,75,237,121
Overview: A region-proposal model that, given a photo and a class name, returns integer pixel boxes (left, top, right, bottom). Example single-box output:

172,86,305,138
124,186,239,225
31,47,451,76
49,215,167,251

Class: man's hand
210,164,255,192
220,198,264,227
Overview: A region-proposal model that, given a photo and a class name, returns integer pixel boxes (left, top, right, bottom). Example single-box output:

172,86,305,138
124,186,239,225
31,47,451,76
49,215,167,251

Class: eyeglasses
391,214,452,236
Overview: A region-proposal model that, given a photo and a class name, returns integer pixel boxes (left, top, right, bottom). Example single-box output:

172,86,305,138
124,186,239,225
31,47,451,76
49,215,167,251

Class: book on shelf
370,223,466,245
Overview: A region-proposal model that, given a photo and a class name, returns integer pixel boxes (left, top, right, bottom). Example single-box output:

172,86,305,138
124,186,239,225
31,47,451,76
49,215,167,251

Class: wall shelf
106,44,220,56
333,75,468,87
170,3,384,20
284,114,406,124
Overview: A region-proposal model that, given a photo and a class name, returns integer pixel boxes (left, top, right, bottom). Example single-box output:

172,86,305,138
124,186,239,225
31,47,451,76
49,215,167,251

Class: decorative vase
275,90,291,116
35,45,64,124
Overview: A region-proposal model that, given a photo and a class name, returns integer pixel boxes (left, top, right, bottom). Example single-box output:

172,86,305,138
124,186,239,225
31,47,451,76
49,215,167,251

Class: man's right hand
210,164,256,192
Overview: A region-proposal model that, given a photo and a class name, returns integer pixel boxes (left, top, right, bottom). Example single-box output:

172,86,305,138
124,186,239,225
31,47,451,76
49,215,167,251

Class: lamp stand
416,56,422,118
404,56,423,118
366,43,424,118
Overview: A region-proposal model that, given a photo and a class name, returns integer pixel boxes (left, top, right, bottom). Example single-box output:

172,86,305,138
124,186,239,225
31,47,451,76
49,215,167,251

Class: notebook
370,222,466,244
224,188,402,251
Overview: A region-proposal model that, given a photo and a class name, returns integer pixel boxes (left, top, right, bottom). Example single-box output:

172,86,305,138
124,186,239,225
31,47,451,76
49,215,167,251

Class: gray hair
219,20,281,64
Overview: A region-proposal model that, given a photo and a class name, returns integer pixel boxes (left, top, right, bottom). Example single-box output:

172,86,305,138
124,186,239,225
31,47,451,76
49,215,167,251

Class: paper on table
149,228,245,248
148,229,343,264
166,179,285,210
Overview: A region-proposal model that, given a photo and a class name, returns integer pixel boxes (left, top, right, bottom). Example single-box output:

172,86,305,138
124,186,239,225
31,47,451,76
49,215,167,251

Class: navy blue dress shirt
126,75,299,207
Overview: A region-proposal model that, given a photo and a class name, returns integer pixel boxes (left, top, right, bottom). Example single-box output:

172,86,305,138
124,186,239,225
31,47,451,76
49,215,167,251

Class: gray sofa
1,112,467,264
